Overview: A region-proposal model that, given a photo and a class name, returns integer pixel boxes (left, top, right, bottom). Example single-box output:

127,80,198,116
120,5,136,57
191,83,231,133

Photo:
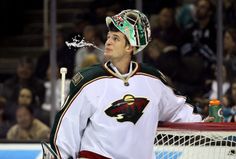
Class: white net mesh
154,122,236,159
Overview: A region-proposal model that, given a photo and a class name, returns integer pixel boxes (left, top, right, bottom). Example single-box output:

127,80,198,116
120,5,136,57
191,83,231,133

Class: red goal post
154,122,236,159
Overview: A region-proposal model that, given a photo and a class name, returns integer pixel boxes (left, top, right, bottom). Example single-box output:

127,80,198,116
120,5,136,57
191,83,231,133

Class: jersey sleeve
158,83,202,122
50,89,94,159
50,65,106,159
140,63,202,122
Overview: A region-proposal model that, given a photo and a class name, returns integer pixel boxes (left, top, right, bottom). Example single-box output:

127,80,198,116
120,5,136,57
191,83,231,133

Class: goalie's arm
50,91,93,159
158,83,202,122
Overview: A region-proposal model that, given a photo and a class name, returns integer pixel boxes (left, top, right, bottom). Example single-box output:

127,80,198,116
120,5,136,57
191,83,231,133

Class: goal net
154,122,236,159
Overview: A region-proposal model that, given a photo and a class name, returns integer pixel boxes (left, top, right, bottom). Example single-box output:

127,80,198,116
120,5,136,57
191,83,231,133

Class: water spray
65,36,104,53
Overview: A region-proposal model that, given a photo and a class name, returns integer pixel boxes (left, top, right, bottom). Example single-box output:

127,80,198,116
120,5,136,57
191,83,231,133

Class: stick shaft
60,67,67,107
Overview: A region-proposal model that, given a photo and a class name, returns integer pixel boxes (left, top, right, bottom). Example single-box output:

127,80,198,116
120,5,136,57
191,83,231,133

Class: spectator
1,57,45,107
0,97,10,139
6,87,34,122
18,87,49,125
152,7,181,46
180,0,216,63
18,88,34,107
178,0,216,98
208,65,230,100
224,27,236,80
5,87,48,125
176,2,195,29
223,79,236,122
7,106,50,140
223,0,236,26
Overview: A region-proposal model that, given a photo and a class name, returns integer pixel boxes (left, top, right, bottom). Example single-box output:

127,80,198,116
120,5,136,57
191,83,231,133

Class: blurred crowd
0,0,236,141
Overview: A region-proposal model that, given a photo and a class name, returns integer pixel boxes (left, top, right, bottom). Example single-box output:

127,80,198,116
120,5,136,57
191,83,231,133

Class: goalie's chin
104,52,112,61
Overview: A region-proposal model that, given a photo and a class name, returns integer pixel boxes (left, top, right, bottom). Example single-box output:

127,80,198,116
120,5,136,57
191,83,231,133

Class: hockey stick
41,141,58,159
41,68,67,159
60,67,67,108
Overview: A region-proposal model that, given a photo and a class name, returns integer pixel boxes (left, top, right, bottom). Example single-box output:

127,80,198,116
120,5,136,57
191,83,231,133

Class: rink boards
0,143,236,159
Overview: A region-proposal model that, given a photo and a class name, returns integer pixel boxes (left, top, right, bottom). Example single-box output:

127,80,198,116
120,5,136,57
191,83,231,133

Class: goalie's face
104,31,133,61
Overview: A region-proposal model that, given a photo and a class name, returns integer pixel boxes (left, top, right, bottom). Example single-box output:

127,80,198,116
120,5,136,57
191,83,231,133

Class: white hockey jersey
50,61,202,159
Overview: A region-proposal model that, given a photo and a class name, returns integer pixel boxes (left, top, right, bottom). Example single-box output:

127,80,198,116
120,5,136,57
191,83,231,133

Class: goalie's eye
112,36,119,41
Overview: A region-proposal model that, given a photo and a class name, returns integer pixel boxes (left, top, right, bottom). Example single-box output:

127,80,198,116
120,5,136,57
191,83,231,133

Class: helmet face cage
106,9,151,54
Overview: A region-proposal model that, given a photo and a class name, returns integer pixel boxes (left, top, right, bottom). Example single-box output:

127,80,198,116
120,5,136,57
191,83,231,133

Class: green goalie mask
106,9,151,54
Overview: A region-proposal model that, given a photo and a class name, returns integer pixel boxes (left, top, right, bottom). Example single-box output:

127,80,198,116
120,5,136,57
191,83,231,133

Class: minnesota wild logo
105,94,149,124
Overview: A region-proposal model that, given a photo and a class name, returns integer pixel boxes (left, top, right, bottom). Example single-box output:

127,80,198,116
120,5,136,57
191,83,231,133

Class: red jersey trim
79,150,111,159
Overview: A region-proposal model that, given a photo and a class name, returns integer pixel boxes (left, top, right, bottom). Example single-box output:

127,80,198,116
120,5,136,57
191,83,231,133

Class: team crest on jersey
72,72,83,86
105,94,149,124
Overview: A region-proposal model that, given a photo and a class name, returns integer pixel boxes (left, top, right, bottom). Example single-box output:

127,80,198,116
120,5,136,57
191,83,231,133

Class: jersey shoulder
69,64,108,95
139,63,169,85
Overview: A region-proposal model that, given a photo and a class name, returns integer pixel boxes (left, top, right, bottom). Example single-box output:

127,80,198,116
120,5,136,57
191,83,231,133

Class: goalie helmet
106,9,151,54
